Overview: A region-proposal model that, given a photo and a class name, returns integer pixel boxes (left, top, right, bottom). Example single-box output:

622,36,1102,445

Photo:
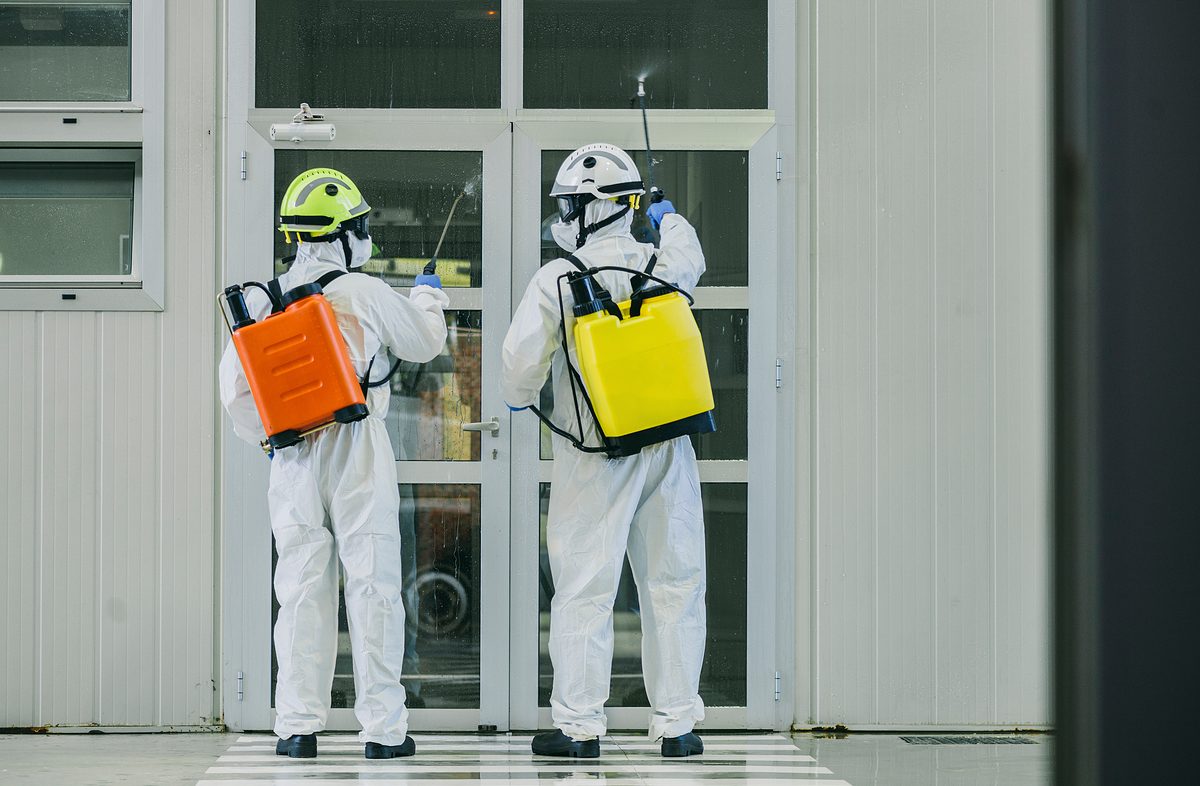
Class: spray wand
636,78,665,205
424,174,481,276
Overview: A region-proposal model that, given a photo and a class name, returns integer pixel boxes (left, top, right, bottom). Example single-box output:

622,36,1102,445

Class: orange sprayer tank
223,281,368,450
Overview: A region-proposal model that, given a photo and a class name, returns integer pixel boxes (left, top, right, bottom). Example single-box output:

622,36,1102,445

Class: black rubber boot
531,729,600,758
365,737,416,759
275,733,317,758
661,732,704,758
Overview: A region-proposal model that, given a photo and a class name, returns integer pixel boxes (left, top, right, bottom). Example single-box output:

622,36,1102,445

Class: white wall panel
806,0,1049,727
0,2,218,728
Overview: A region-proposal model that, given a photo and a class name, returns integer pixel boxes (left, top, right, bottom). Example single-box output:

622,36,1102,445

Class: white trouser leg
324,421,410,746
547,444,646,739
270,448,339,738
627,439,707,740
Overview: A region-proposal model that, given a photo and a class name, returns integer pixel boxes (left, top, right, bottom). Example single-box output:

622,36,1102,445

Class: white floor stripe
199,782,854,786
223,747,816,761
207,763,833,775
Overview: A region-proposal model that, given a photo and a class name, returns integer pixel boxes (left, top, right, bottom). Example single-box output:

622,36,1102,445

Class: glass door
225,118,513,732
509,118,781,731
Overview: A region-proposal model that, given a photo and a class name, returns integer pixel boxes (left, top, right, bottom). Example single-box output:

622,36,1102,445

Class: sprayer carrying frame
527,253,715,459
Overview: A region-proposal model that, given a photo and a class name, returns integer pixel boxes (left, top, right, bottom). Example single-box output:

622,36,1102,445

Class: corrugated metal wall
803,0,1050,726
0,2,218,728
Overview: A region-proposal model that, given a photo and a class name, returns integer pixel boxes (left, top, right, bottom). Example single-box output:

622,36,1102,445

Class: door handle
461,417,500,437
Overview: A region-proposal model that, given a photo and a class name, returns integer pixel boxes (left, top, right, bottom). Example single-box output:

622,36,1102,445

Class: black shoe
275,733,317,758
365,737,416,759
661,732,704,757
531,729,600,758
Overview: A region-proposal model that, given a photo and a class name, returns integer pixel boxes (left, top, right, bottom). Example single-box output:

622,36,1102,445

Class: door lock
462,417,501,437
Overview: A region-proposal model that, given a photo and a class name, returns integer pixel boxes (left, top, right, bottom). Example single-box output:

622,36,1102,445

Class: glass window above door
0,1,131,101
256,0,501,109
524,0,768,109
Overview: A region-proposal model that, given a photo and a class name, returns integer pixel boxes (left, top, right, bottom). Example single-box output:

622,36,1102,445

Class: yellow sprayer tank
573,289,715,455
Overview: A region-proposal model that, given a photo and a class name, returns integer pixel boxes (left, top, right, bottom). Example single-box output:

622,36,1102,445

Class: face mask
550,220,580,252
347,233,373,268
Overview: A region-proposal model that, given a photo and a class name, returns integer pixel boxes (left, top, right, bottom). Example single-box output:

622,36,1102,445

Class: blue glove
646,199,676,230
414,273,442,289
507,403,529,412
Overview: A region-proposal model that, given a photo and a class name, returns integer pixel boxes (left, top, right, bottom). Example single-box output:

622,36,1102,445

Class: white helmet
550,144,645,248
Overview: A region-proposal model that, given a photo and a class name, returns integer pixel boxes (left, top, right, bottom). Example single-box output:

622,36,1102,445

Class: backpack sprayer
219,272,370,453
526,81,716,458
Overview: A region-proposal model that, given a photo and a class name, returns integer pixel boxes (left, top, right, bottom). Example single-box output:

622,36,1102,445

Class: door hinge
774,671,782,702
240,151,247,181
775,358,784,389
776,152,783,181
237,671,244,702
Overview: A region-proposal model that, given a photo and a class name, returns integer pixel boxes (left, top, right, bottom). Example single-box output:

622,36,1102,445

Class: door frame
221,0,799,734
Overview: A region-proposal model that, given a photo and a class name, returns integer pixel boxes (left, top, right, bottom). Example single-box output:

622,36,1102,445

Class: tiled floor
0,730,1052,785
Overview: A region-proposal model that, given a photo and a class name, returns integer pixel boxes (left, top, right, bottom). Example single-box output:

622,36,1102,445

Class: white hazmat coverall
219,240,449,745
501,201,708,741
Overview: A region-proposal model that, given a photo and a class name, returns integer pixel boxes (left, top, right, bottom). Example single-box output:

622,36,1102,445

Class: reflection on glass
273,484,482,710
0,2,130,101
257,0,501,108
524,0,766,109
274,150,483,287
538,483,748,708
540,150,748,286
0,161,134,276
386,311,482,462
536,310,748,462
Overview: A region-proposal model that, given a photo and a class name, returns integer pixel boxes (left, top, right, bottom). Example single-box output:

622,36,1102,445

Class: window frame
0,0,165,311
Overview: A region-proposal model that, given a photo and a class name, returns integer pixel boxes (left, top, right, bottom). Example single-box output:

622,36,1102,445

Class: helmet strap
337,231,353,269
576,203,630,248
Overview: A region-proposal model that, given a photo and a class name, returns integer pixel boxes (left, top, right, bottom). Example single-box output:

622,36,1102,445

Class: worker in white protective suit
501,144,708,759
220,168,448,760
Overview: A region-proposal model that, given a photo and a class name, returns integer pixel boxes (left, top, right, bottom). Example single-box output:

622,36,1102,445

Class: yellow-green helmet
278,168,370,239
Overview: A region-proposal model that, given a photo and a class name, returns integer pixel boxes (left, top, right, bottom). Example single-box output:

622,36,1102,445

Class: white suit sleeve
218,288,271,446
367,283,450,363
500,266,565,409
652,213,706,292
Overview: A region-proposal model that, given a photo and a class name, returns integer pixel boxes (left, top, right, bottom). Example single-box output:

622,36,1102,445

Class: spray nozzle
637,79,646,97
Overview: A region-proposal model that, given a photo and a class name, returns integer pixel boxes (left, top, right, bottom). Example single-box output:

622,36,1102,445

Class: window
0,0,164,310
0,1,132,102
524,0,768,109
255,0,502,109
0,154,135,278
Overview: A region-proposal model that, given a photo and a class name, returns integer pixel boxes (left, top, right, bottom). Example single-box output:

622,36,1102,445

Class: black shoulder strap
564,253,588,272
266,279,284,314
316,269,348,290
644,253,659,277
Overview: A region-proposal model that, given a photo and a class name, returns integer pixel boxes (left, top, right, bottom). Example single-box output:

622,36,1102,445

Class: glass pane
273,483,482,710
387,311,482,462
0,2,130,101
0,160,133,277
693,310,748,460
256,0,501,109
274,150,483,286
540,149,748,286
534,309,747,462
538,482,748,708
524,0,767,109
